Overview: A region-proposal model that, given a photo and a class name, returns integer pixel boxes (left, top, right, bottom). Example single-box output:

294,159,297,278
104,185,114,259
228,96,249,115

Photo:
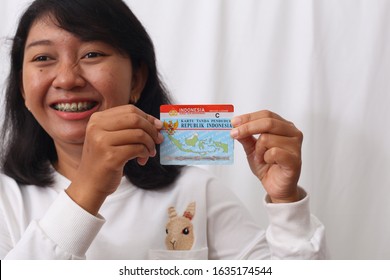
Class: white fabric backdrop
1,0,389,259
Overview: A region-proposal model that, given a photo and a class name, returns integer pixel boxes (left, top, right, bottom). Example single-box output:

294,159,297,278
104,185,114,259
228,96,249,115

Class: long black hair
1,0,182,189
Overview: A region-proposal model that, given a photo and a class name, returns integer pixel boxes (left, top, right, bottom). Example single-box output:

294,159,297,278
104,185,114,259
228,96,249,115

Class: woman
0,0,325,259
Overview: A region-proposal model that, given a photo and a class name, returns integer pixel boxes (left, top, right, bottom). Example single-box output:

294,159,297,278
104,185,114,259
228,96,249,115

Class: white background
1,0,389,259
2,260,390,280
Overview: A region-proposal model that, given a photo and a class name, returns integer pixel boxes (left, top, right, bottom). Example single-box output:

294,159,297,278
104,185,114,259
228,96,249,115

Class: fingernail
154,119,163,128
157,132,164,143
231,117,242,127
150,149,157,157
230,128,239,139
137,157,149,166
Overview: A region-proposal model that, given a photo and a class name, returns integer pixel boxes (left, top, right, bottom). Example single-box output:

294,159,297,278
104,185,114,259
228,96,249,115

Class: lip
49,98,100,121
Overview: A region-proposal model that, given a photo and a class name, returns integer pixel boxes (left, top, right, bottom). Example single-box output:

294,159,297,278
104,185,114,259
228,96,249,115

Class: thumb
236,135,257,157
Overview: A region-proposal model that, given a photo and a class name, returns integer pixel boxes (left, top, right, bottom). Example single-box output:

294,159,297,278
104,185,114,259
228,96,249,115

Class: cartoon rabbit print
165,202,196,250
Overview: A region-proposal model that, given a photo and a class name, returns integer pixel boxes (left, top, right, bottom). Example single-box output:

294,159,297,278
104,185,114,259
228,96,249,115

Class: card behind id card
160,104,234,165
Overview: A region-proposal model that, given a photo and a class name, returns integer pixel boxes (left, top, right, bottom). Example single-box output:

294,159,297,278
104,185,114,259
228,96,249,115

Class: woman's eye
33,56,50,62
84,52,104,59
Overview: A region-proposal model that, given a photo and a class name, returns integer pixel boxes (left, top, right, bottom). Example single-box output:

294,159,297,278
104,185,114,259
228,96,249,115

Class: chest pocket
148,202,208,259
148,247,208,260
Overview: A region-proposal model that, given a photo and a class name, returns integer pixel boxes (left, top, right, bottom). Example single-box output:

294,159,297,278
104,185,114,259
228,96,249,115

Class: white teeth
53,102,96,112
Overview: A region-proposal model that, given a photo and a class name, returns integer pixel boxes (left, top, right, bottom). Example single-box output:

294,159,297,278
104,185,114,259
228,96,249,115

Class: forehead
26,16,75,44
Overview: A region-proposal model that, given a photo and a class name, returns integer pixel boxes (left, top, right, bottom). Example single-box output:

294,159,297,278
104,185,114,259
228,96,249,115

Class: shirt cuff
39,191,105,258
264,187,313,240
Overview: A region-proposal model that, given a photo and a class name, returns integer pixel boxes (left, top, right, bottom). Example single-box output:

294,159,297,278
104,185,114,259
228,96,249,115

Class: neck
53,142,84,181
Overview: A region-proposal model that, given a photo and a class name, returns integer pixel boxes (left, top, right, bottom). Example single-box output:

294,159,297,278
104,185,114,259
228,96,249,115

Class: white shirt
0,166,326,259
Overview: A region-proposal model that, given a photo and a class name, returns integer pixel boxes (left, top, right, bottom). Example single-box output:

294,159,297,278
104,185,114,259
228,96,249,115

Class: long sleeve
263,188,326,259
0,203,13,258
1,191,105,260
206,176,326,259
0,168,326,260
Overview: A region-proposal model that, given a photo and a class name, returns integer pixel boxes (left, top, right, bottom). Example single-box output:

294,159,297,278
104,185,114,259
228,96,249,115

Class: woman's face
22,16,143,146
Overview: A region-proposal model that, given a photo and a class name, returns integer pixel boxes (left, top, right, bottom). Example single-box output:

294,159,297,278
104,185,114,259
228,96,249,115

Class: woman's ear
130,62,148,103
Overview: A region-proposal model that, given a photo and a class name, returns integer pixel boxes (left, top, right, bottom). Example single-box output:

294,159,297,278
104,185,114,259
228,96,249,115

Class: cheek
90,67,132,104
22,72,45,107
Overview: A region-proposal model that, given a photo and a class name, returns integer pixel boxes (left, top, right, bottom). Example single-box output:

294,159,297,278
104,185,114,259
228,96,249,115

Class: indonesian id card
160,104,234,165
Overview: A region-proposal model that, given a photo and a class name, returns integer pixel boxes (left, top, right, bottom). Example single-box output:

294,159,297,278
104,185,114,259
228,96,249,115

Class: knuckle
264,147,278,163
90,111,103,122
245,113,253,123
86,121,99,135
92,133,107,149
133,129,147,140
263,110,274,118
104,150,117,163
298,129,304,140
258,133,269,145
263,118,275,131
136,145,150,157
295,129,304,142
269,147,279,157
87,115,98,127
241,124,250,135
127,115,142,127
127,104,137,113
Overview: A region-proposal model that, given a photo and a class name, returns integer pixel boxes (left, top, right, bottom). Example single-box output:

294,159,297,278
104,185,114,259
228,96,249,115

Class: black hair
1,0,182,189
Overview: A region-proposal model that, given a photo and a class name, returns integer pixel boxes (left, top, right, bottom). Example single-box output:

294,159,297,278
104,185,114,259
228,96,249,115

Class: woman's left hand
230,110,303,203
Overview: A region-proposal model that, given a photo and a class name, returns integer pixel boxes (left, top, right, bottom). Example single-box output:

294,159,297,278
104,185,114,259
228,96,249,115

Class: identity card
160,104,234,165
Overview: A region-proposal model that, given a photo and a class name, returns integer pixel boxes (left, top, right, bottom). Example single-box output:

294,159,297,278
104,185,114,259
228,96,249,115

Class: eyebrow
25,40,53,49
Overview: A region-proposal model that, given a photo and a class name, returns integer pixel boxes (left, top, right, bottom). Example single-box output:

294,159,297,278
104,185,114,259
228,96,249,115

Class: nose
170,239,176,249
52,62,86,90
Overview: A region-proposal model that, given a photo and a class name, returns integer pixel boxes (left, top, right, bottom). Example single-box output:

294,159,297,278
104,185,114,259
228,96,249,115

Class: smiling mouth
52,101,98,112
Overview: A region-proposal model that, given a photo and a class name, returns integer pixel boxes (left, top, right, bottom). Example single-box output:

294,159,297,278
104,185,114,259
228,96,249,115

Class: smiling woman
2,0,181,189
22,18,136,139
0,0,325,260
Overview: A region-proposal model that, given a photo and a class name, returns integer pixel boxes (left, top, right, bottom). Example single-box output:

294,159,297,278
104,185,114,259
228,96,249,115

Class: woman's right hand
66,105,163,215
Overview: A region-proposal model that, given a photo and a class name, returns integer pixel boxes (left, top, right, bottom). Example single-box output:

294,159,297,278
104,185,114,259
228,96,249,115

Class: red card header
160,104,234,114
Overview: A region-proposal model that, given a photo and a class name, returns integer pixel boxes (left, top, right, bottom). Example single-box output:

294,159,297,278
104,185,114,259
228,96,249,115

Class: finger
137,157,149,166
256,133,302,155
263,147,301,172
237,133,302,159
100,104,159,125
231,117,300,140
107,129,157,156
94,143,152,168
116,144,152,163
103,108,157,131
90,105,163,144
231,110,289,127
236,135,257,157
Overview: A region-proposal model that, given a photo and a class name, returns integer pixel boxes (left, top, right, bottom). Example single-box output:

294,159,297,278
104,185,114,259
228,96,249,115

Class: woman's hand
66,105,163,214
230,110,303,203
